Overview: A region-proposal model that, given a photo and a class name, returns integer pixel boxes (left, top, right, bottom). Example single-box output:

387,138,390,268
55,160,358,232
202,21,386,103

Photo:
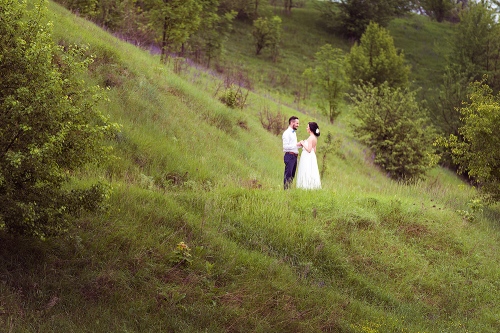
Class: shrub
437,80,500,202
258,106,287,135
350,83,438,181
0,0,119,238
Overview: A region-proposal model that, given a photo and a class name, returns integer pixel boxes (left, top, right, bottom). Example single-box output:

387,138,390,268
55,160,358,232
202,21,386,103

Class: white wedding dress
296,140,321,189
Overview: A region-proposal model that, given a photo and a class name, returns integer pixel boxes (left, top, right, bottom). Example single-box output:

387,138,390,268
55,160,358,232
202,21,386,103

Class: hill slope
1,2,499,333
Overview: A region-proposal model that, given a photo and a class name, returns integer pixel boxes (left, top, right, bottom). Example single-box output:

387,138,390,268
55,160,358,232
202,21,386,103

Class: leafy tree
186,0,236,66
218,0,257,19
346,22,410,89
252,16,282,58
426,65,468,169
64,0,99,18
350,83,438,181
146,0,202,61
268,16,282,62
419,0,458,22
95,0,145,34
316,0,413,40
252,17,269,55
303,44,346,123
0,0,118,237
429,65,468,137
451,1,500,90
438,81,500,202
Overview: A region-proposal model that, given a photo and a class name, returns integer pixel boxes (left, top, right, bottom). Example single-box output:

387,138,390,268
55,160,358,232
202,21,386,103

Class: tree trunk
161,16,168,62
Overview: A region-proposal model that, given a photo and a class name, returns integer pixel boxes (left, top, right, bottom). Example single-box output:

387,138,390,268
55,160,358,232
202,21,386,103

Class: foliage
251,16,282,59
426,65,468,169
187,0,237,67
419,0,459,22
451,1,500,90
0,0,118,237
346,22,410,89
350,83,438,181
303,44,346,123
170,241,193,266
268,16,282,62
437,81,500,202
218,84,249,109
456,198,484,222
219,0,257,19
63,0,99,17
428,65,468,137
316,0,414,40
145,0,202,61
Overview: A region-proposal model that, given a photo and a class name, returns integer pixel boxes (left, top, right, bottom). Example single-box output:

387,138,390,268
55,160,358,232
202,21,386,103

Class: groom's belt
285,152,298,156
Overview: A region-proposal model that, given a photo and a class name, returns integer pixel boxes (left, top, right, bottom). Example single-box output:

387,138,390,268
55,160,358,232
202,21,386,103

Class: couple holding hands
282,116,321,190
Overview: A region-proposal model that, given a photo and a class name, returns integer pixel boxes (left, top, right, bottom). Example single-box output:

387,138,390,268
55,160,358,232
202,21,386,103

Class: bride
296,122,321,190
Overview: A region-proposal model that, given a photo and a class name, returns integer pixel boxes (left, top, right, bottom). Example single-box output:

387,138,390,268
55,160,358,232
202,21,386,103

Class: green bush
350,82,438,181
438,81,500,202
0,0,119,238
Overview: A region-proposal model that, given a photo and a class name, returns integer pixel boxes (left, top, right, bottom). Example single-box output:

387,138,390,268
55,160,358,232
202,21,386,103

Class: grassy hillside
1,2,500,333
221,3,453,110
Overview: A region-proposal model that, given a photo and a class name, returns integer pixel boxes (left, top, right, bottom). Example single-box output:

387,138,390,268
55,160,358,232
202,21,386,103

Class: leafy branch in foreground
0,0,119,238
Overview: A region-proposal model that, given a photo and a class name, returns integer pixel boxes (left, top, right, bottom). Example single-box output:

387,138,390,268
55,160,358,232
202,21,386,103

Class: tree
268,16,282,62
218,0,257,19
350,83,438,181
419,0,458,22
346,22,410,89
438,81,500,202
186,0,236,66
146,0,202,61
284,0,293,15
0,0,118,237
315,0,414,40
451,1,500,90
252,16,282,58
429,65,468,137
303,44,346,123
64,0,99,18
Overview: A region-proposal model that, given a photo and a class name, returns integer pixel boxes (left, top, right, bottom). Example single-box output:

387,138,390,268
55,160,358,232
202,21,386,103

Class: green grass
1,1,500,332
222,3,454,109
388,14,455,100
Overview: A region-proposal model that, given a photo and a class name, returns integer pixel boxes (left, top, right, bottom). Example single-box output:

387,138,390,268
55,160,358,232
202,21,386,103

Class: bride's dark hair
309,122,320,137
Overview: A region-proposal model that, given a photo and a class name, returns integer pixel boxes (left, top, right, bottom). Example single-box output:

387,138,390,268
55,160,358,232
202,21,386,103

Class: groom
282,116,302,189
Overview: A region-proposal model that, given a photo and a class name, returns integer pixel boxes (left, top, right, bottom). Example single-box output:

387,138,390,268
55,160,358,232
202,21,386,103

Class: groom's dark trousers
284,152,298,190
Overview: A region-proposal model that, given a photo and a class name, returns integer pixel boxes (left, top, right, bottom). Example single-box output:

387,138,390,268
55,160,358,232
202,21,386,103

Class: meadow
0,1,499,332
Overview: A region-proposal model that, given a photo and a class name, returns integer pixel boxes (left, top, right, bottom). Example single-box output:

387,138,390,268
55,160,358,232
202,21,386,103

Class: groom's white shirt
282,127,299,154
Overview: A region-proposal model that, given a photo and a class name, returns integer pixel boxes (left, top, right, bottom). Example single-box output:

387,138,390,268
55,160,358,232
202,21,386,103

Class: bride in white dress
296,122,321,189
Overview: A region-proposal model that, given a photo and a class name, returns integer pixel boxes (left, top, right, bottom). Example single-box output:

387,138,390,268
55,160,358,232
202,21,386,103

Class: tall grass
1,1,499,333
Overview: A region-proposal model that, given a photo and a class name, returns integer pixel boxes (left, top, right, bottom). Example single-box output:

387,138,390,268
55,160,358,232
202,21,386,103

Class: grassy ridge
1,1,500,332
